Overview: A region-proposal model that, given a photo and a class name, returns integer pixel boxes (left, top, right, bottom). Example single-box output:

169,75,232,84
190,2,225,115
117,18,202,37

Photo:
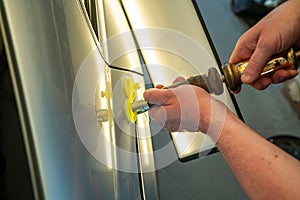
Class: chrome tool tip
131,100,151,114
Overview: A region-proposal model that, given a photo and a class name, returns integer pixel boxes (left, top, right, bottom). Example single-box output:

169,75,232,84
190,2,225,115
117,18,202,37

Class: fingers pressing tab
143,88,174,106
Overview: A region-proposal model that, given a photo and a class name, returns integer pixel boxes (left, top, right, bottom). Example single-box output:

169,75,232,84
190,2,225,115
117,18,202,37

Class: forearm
216,110,300,199
144,85,300,199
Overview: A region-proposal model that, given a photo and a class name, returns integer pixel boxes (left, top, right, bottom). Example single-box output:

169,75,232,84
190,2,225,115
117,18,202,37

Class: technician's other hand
230,0,300,90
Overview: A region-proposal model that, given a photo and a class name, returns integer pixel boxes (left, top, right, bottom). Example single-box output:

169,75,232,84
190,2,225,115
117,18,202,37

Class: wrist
214,109,248,146
201,99,233,141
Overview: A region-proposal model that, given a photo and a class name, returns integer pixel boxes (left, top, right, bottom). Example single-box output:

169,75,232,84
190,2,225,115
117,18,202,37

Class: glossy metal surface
1,0,241,199
115,0,238,160
0,0,119,199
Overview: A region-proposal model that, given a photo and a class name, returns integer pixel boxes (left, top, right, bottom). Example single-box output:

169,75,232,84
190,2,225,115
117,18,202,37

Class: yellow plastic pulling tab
123,77,140,123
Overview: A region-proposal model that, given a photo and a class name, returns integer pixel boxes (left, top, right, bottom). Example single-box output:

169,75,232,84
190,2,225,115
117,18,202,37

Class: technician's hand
143,85,208,132
143,78,227,133
230,0,300,90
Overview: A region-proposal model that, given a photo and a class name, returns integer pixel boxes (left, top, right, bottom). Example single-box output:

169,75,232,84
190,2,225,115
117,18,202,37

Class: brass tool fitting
131,48,300,115
222,48,299,92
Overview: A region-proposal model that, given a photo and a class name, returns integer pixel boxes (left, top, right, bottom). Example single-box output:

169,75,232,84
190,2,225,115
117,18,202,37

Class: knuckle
163,90,175,102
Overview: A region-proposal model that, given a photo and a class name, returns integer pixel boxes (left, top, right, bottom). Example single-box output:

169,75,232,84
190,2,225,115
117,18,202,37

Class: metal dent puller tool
132,48,300,114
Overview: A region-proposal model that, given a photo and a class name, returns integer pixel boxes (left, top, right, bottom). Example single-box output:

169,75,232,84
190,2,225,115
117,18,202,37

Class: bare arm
143,1,300,197
218,109,300,199
144,86,300,199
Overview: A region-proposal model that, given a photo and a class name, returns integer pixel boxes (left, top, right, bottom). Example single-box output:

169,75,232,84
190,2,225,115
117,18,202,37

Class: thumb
241,47,273,84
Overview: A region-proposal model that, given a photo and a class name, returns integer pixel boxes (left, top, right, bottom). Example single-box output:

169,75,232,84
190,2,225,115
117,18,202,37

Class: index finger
143,89,174,106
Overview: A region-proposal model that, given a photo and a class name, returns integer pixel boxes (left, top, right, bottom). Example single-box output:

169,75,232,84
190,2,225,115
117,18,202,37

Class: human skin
143,1,300,198
144,85,300,199
230,0,300,91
